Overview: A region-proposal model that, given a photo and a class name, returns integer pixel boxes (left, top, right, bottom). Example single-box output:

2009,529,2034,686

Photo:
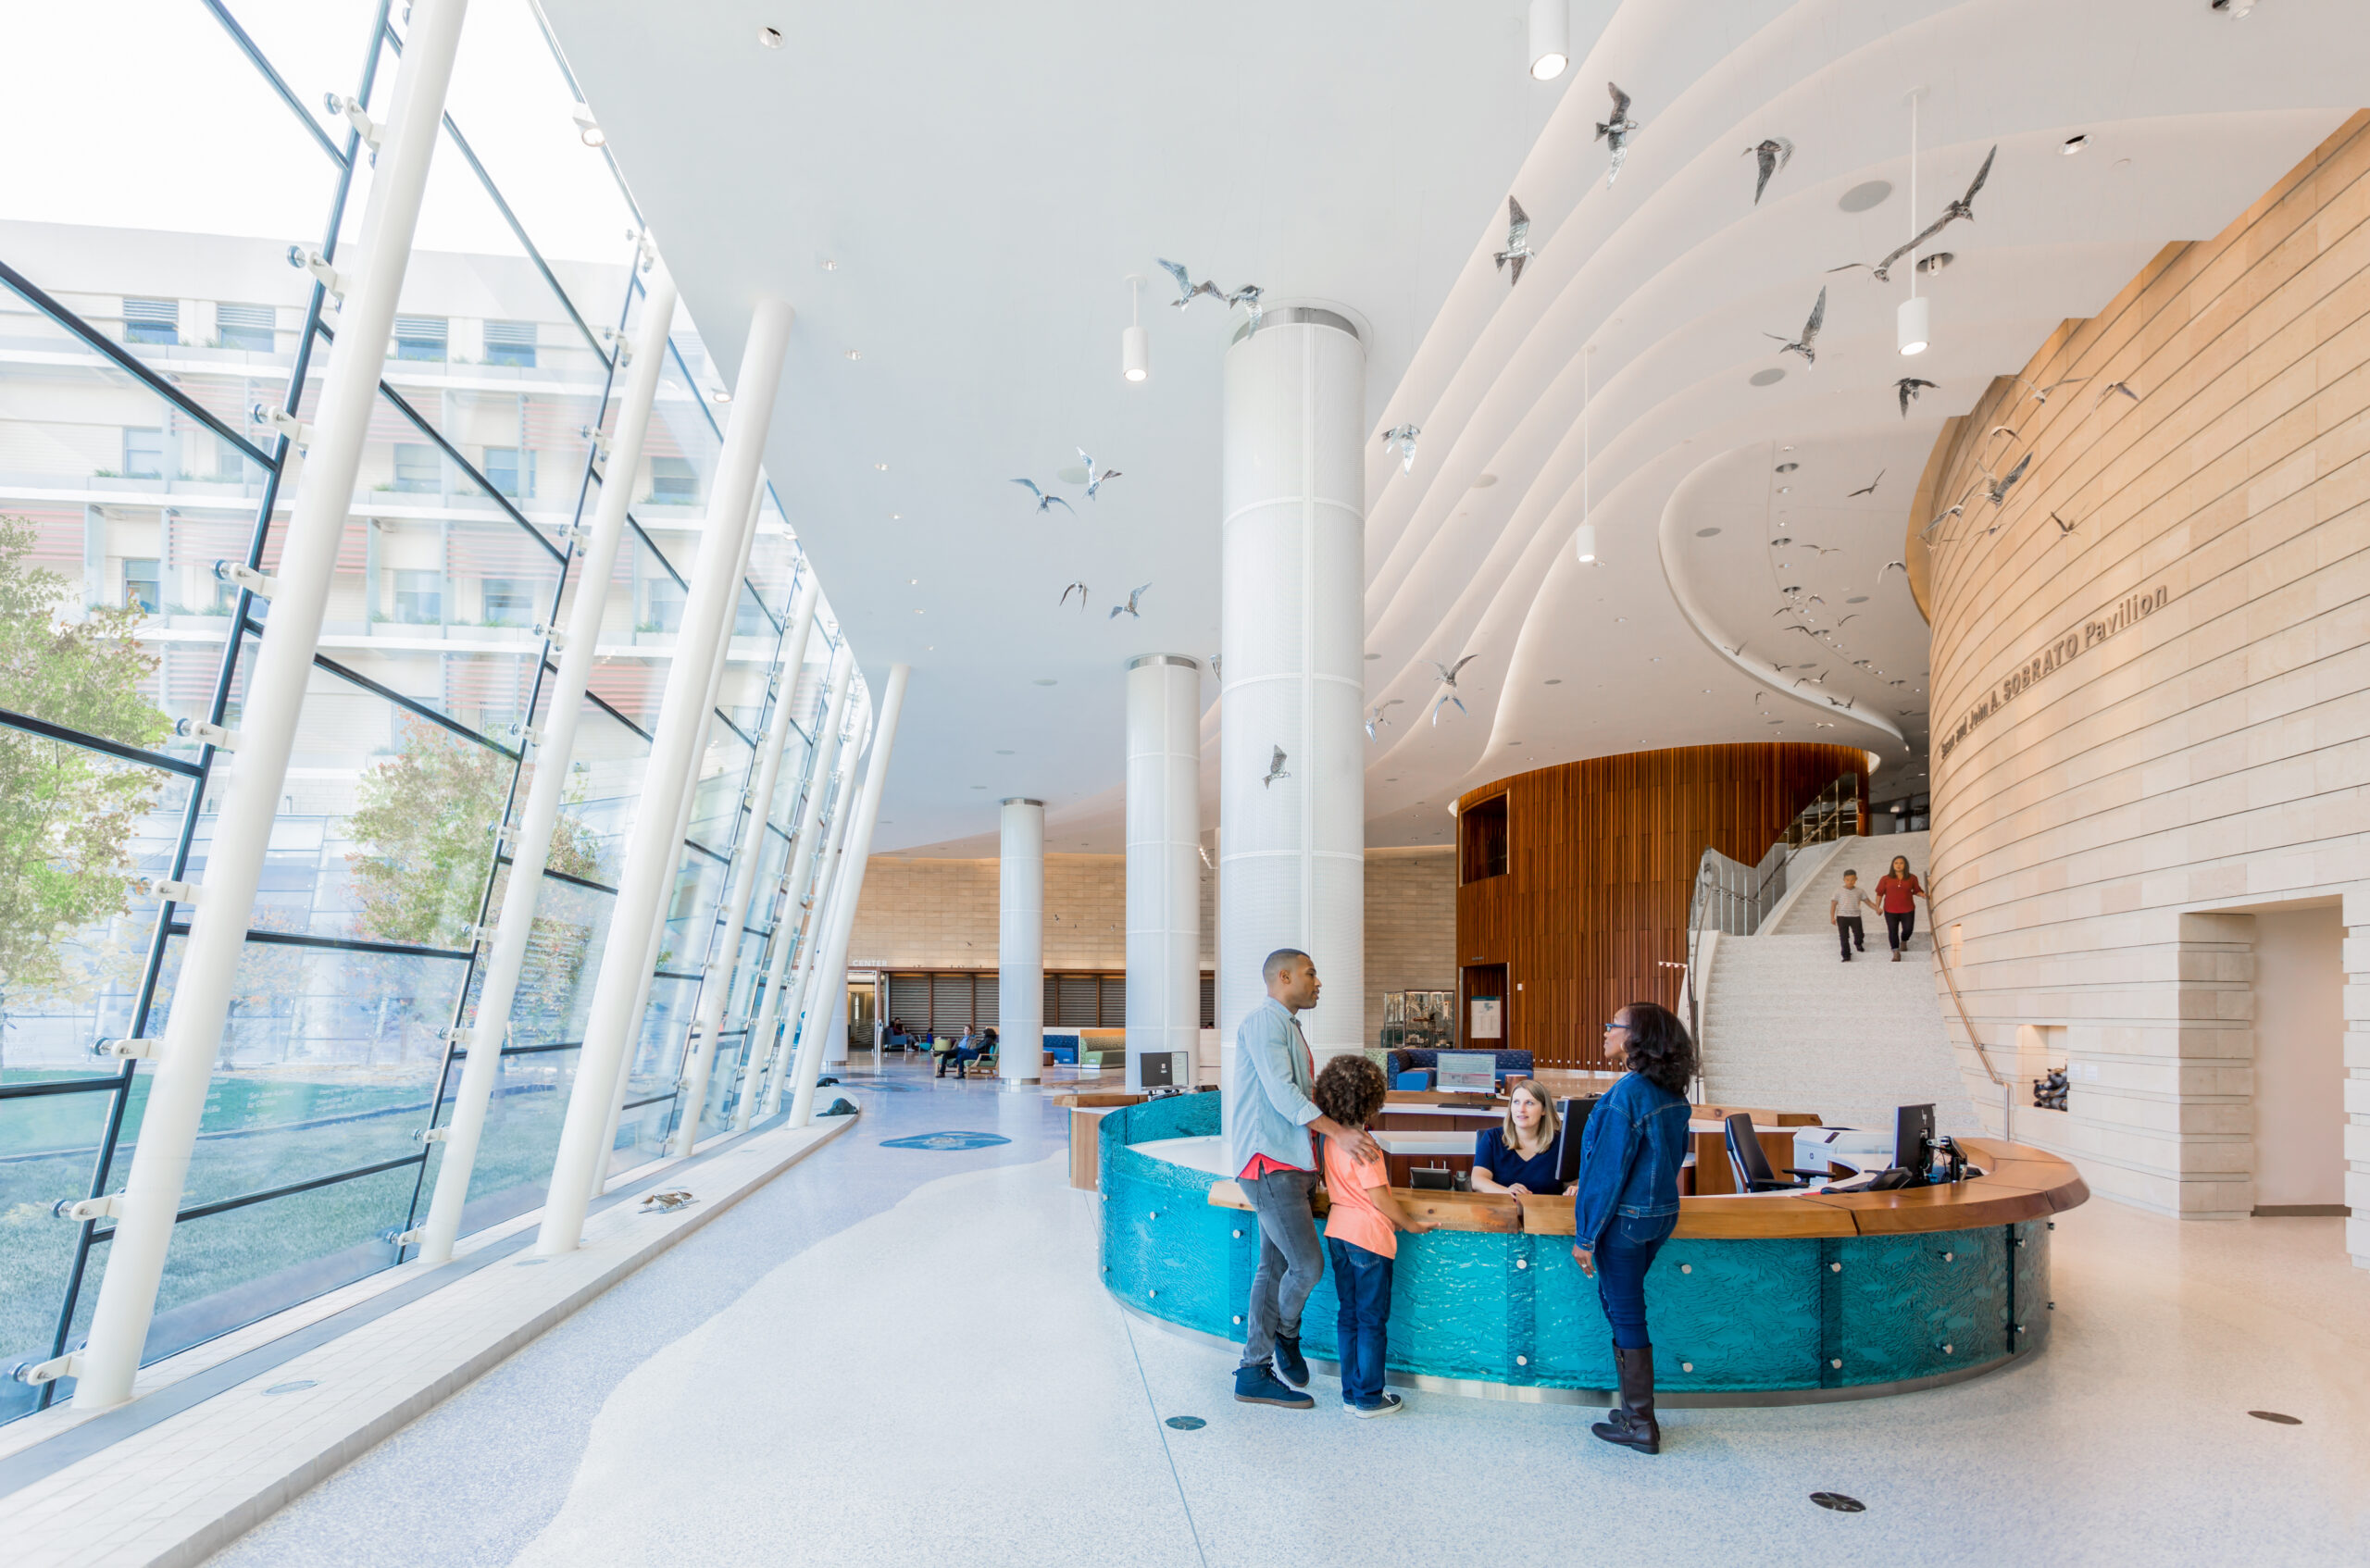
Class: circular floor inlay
2249,1410,2302,1425
1165,1415,1206,1430
880,1131,1012,1151
1810,1492,1866,1512
263,1380,318,1396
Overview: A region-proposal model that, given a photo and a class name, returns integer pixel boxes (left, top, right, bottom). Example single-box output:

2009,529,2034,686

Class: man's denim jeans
1241,1169,1322,1370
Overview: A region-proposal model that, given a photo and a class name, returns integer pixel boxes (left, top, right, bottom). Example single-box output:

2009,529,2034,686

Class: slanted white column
742,647,853,1126
416,268,680,1264
1126,654,1203,1089
789,664,910,1125
69,0,473,1412
673,575,820,1152
538,296,793,1255
1217,307,1366,1067
778,730,868,1113
1000,797,1045,1087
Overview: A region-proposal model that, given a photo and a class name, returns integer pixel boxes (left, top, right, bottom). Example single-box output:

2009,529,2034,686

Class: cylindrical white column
537,296,793,1256
1217,307,1366,1068
672,575,820,1153
742,649,853,1126
416,269,680,1264
789,664,911,1126
1000,797,1045,1088
1126,655,1202,1090
70,0,473,1412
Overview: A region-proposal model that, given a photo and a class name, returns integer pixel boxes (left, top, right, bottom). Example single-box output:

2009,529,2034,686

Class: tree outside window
0,516,169,1065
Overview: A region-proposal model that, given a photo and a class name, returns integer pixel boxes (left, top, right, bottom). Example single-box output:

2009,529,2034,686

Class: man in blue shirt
1224,948,1382,1410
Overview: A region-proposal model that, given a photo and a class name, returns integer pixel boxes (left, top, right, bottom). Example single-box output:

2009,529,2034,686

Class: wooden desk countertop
1208,1138,2087,1239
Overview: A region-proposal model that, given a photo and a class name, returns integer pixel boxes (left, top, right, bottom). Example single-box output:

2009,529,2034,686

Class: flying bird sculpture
1980,450,2032,506
1742,136,1795,205
1227,283,1266,337
2050,511,2079,539
1427,654,1478,724
1012,478,1074,515
2014,373,2088,407
1830,144,1997,281
1877,560,1909,587
1494,198,1535,285
1595,82,1641,184
1067,447,1121,500
1847,468,1885,499
1058,580,1090,611
1382,424,1420,474
1364,700,1404,741
1765,286,1827,365
1109,582,1151,620
2098,380,2143,404
1896,377,1938,417
1156,257,1223,309
1262,746,1291,788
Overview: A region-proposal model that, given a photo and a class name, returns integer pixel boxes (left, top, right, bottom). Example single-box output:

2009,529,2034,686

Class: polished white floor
211,1057,2370,1567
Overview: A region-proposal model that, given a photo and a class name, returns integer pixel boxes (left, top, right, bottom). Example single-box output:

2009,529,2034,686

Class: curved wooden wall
1454,743,1869,1069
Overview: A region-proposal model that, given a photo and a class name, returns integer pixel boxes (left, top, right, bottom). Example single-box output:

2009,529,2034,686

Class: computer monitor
1436,1052,1496,1095
1552,1096,1600,1186
1892,1102,1937,1182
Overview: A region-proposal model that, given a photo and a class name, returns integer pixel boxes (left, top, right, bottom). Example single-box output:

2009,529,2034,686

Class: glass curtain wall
0,0,846,1423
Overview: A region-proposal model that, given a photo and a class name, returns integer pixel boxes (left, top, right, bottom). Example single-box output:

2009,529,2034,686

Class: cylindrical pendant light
1528,0,1569,81
1897,294,1930,356
1573,523,1598,564
1122,275,1149,382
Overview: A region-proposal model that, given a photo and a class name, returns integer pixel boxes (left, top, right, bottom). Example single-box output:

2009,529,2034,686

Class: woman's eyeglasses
1603,1020,1629,1032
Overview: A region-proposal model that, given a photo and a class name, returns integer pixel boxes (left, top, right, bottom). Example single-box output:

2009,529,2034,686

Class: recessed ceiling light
1845,595,1868,604
1702,689,1712,693
1780,444,1795,452
1778,486,1790,494
1694,527,1721,538
844,349,861,360
1649,656,1661,663
710,389,732,404
819,257,839,270
2062,133,2089,156
1751,368,1785,387
914,609,924,615
1506,740,1523,747
908,578,918,584
1471,473,1499,489
873,462,888,471
1838,180,1891,213
1775,462,1798,474
995,749,1014,755
1033,678,1057,687
759,25,785,48
1614,616,1627,624
890,513,902,520
1544,678,1562,685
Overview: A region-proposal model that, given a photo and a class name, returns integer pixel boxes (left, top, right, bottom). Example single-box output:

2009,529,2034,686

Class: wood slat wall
1454,743,1869,1070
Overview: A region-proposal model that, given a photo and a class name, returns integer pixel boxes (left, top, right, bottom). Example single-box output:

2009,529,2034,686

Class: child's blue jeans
1326,1237,1393,1405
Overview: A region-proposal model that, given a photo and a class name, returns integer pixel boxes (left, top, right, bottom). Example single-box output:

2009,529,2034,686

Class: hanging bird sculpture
1012,478,1074,515
1364,700,1403,740
1262,746,1291,788
1494,198,1534,285
1897,377,1937,417
1427,654,1478,724
1765,286,1827,365
1382,424,1420,474
1109,582,1151,619
1742,136,1794,205
1595,82,1641,185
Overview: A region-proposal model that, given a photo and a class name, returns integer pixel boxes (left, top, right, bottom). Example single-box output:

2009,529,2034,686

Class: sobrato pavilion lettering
1940,584,2171,760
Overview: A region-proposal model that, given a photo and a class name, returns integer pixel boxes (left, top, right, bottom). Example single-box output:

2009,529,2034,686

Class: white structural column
774,743,865,1111
416,268,680,1264
1125,654,1203,1089
789,664,911,1126
1217,308,1366,1065
745,650,853,1124
68,0,471,1412
673,575,820,1153
1000,797,1045,1088
537,297,793,1255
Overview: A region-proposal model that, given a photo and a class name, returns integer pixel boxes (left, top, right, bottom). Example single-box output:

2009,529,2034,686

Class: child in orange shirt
1313,1055,1432,1417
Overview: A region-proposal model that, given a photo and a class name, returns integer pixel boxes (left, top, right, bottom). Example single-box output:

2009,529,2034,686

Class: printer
1791,1126,1898,1176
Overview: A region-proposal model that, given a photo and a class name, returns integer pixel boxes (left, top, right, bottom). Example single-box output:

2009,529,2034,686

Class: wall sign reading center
1940,584,2171,760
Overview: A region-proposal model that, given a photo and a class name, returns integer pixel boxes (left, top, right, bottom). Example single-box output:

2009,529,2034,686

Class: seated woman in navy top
1469,1079,1564,1196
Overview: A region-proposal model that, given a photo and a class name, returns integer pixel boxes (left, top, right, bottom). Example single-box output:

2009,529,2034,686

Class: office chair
1723,1113,1833,1193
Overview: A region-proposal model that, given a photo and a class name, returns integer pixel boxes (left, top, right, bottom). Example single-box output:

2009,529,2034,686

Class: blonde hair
1503,1079,1561,1151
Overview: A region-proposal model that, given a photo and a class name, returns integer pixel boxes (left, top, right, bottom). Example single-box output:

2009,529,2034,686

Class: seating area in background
1386,1047,1534,1090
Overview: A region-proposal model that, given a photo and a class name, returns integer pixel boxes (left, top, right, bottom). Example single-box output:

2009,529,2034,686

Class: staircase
1697,830,1981,1136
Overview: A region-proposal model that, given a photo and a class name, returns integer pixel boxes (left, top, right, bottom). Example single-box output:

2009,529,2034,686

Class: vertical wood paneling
1454,743,1868,1069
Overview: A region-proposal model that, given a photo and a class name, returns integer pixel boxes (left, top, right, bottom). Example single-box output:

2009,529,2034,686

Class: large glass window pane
422,1041,581,1238
0,1082,121,1423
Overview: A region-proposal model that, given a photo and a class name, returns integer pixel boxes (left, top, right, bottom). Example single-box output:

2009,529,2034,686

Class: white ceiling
545,0,2368,856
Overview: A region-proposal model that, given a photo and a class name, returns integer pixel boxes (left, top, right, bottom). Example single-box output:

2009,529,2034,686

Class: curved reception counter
1099,1093,2089,1405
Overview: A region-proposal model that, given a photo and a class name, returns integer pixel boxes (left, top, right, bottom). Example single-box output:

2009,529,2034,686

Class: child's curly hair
1314,1054,1389,1129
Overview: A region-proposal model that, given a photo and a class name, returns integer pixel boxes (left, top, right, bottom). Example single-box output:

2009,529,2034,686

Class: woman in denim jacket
1569,1001,1696,1454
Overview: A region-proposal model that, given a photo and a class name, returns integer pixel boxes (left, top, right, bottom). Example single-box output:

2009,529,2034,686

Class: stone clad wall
1918,115,2370,1256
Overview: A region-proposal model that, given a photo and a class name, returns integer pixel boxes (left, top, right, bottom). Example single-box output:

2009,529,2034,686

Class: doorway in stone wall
2244,901,2348,1221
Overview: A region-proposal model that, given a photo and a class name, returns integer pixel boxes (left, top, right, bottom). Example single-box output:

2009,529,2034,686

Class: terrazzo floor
206,1056,2370,1567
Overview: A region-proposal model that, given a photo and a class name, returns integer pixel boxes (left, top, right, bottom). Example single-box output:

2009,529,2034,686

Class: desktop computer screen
1893,1102,1937,1182
1435,1052,1497,1095
1552,1096,1600,1186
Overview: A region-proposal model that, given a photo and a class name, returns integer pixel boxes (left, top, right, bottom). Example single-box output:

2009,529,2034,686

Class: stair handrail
1923,892,2005,1088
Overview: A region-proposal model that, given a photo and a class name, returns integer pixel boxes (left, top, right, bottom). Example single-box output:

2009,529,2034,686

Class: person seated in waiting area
1469,1079,1564,1196
936,1027,996,1078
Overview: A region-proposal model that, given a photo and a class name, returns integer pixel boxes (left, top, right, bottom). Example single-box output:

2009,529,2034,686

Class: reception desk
1098,1092,2087,1405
